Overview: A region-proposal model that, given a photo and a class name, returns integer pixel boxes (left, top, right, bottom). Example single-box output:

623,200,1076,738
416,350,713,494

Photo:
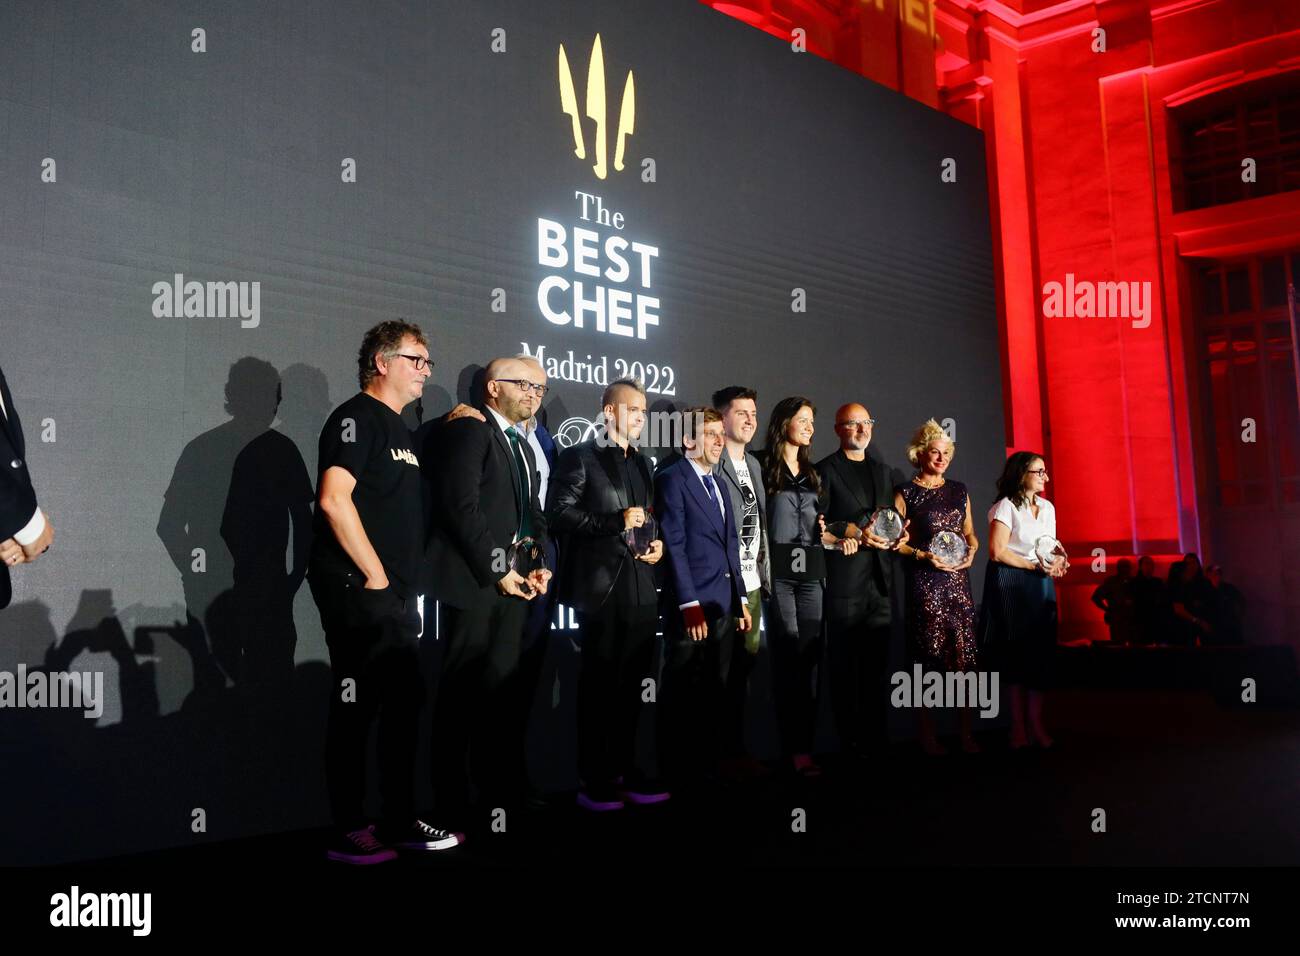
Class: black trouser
432,590,529,827
515,539,559,795
825,591,892,755
658,610,737,786
574,599,659,787
723,588,763,758
308,568,423,832
768,578,823,757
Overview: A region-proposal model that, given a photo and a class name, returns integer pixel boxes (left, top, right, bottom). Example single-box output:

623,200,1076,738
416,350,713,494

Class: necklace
913,475,945,489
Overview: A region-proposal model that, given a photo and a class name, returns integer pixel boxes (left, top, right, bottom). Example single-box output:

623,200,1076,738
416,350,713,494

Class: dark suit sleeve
0,465,37,542
655,467,697,609
0,393,37,542
548,447,624,537
433,419,506,588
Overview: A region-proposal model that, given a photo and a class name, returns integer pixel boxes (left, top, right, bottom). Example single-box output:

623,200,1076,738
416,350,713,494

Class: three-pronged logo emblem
558,34,635,180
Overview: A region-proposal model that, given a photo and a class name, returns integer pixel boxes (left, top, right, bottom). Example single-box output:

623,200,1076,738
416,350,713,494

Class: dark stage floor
87,688,1300,870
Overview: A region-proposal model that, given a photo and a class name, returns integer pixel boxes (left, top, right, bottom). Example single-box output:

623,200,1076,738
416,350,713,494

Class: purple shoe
618,784,671,806
576,786,625,812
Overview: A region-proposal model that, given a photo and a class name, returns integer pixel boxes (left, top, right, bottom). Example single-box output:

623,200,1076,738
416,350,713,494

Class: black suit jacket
424,408,548,609
547,438,657,613
816,449,895,604
0,366,39,610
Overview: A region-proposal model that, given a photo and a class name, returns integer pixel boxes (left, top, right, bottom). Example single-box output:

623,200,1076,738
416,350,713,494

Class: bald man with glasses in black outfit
817,404,907,766
425,356,551,834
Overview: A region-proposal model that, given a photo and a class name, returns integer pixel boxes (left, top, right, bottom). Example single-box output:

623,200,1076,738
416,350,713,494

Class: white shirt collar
485,404,517,435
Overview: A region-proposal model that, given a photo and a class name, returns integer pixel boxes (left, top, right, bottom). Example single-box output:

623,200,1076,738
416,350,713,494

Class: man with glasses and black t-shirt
309,320,461,864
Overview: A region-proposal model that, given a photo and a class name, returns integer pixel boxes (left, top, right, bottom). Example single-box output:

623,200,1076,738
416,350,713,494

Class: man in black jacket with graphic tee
0,364,56,610
548,377,667,811
425,355,551,833
817,403,907,762
309,320,460,864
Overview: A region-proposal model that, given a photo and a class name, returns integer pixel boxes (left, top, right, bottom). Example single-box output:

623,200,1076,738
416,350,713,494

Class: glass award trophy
1033,535,1067,570
930,530,968,567
621,509,658,556
507,537,548,592
867,507,905,544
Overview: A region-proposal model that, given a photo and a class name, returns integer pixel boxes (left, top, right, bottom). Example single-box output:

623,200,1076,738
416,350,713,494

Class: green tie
504,426,534,540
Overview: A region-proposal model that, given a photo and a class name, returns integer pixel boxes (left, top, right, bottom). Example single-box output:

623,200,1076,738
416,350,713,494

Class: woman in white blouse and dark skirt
978,452,1068,748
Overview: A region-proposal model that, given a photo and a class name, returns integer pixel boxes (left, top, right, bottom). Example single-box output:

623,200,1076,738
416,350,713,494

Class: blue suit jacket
654,456,745,622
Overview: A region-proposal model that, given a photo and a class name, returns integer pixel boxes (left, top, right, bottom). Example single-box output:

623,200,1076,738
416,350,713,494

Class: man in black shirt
548,377,666,810
817,403,906,763
309,320,460,863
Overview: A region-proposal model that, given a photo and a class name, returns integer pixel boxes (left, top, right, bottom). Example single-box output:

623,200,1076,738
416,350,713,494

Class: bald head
485,356,547,424
833,402,873,454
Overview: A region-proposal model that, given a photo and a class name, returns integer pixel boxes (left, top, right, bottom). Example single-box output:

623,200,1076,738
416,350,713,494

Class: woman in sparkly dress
893,420,980,755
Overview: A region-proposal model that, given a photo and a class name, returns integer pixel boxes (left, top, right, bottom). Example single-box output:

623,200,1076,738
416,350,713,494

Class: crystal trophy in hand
507,537,548,593
1033,535,1067,572
930,530,968,567
621,508,658,557
867,507,905,544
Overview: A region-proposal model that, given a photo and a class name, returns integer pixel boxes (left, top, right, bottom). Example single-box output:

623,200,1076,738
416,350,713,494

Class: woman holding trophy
893,420,981,755
977,452,1068,749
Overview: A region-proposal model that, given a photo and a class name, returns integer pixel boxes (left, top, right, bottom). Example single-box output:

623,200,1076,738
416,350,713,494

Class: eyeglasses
394,353,434,371
836,418,875,428
1027,468,1049,478
495,379,549,396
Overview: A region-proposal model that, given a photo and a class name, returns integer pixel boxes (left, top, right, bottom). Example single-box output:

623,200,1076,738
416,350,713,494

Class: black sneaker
391,819,462,851
326,825,398,865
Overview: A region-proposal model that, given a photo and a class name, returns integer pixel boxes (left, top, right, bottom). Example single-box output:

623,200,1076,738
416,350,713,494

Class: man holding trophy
425,355,551,833
548,377,667,811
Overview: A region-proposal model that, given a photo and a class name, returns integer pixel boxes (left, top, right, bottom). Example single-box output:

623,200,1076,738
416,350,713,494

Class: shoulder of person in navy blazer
654,455,745,627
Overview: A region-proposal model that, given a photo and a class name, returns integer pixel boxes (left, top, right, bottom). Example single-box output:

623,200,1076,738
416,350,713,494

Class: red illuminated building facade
704,0,1300,646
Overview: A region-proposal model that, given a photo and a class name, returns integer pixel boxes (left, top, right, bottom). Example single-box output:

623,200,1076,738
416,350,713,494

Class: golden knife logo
558,34,635,180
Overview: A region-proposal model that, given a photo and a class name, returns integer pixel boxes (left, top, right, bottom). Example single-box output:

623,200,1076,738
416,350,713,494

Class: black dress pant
658,610,737,786
309,568,423,832
825,591,892,755
575,599,659,786
432,590,529,827
768,578,823,757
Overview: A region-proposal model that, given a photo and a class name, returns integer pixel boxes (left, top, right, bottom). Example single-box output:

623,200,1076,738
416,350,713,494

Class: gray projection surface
0,0,1000,862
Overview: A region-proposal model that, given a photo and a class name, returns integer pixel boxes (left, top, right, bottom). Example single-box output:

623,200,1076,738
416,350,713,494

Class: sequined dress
896,478,977,672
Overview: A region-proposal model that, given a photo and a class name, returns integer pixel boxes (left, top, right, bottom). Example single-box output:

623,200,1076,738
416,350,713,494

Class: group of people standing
307,320,1070,865
1091,553,1245,646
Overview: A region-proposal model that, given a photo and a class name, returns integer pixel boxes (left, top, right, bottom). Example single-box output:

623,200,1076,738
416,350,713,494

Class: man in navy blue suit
0,363,55,610
654,406,750,789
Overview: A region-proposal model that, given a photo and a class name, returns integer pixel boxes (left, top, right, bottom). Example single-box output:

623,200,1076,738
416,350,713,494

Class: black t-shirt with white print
310,392,423,597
